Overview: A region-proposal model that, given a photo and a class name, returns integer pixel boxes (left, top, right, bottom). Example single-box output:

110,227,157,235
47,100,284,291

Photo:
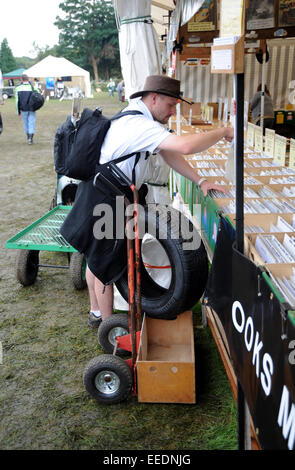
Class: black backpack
54,107,143,181
28,84,45,111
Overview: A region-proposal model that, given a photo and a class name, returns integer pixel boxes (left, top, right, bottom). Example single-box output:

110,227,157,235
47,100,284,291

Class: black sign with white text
204,216,295,450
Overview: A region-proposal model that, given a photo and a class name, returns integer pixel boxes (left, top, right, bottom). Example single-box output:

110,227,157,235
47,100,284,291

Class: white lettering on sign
232,301,274,396
278,385,295,450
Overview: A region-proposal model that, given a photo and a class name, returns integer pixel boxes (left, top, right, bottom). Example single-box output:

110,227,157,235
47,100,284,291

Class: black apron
60,164,147,285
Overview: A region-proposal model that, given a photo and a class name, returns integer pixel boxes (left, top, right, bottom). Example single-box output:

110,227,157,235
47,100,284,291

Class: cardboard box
136,311,195,403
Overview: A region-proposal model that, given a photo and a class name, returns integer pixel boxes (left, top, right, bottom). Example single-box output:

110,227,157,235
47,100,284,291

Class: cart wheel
83,354,133,404
98,314,130,355
15,250,39,286
69,252,87,290
49,189,57,210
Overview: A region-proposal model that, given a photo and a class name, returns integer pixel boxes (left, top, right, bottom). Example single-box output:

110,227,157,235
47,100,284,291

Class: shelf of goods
172,120,295,451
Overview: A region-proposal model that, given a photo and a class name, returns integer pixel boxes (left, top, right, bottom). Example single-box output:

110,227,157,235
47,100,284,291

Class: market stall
166,0,295,451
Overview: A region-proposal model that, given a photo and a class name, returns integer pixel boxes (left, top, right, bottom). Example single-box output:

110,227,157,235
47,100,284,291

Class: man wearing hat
61,75,234,327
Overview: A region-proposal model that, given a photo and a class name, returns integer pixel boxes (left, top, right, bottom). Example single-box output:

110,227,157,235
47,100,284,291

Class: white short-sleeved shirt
100,98,170,188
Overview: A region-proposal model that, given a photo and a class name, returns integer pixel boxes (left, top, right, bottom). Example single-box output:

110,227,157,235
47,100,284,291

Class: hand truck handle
93,172,125,197
106,162,133,188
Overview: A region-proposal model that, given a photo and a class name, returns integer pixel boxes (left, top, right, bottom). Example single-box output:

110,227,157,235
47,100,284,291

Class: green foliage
0,38,16,73
54,0,120,81
14,56,35,70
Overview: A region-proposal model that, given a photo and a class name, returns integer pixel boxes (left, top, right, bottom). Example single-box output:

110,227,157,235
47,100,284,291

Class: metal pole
261,54,266,131
235,73,244,255
234,72,249,450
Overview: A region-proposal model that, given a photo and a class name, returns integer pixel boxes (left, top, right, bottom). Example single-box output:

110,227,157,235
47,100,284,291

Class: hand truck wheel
15,249,39,286
83,354,133,404
97,313,129,356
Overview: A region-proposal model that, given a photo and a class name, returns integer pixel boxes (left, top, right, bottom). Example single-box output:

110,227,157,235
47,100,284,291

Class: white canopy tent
25,55,92,98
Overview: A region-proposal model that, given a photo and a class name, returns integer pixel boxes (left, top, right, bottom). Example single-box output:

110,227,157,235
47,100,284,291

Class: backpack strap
107,109,145,185
110,109,143,121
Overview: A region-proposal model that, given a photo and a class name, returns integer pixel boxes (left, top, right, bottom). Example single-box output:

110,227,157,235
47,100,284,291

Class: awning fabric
113,0,162,99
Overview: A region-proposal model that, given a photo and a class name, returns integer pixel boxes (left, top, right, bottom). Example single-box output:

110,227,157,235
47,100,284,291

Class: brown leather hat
129,75,192,104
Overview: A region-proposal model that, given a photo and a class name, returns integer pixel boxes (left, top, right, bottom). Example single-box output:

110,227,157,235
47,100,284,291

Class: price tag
274,134,287,166
289,138,295,170
264,128,275,157
246,122,254,147
254,125,263,153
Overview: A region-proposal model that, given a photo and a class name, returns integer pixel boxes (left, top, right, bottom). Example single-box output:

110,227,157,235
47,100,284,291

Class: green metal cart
5,205,86,290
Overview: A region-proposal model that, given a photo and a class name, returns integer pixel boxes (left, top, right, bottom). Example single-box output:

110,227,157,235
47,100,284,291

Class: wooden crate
136,311,195,404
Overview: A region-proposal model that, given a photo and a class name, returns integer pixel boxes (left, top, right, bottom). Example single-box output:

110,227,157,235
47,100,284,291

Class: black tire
115,204,208,320
69,252,87,290
83,354,133,404
15,249,39,286
98,314,130,356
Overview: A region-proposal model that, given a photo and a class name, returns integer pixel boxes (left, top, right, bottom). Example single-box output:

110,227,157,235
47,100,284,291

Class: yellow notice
246,122,254,147
254,125,263,153
264,128,275,157
220,0,244,37
274,134,287,165
289,138,295,170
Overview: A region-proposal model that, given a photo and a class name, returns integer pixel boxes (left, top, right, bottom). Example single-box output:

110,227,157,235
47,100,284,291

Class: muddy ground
0,94,237,451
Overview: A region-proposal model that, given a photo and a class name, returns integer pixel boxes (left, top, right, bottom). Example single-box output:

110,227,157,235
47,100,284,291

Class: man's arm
159,149,227,196
158,127,233,155
158,127,233,195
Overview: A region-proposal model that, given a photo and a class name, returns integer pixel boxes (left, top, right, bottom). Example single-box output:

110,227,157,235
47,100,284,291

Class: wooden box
136,311,196,404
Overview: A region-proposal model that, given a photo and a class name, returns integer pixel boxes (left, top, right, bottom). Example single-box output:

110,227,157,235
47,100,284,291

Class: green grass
0,94,237,451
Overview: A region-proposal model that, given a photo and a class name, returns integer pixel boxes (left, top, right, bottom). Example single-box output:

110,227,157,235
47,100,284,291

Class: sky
0,0,63,58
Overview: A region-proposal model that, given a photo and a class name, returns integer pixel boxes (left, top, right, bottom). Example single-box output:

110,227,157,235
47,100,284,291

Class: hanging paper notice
264,128,275,157
220,0,244,37
246,122,254,147
289,138,295,169
211,49,232,71
274,134,287,165
254,125,263,153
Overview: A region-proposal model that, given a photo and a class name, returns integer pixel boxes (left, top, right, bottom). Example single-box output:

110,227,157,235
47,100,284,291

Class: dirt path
0,95,236,451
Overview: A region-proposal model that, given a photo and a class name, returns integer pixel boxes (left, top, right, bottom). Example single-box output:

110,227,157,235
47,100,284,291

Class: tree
54,0,120,83
0,38,16,73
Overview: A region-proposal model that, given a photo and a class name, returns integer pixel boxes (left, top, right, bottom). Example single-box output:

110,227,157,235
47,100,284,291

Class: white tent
25,55,92,98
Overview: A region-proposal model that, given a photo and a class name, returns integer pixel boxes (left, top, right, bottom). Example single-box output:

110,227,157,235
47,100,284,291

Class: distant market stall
24,55,92,98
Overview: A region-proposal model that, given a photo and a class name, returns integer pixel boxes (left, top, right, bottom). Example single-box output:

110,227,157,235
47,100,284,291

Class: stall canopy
113,0,162,99
2,68,25,80
24,56,92,98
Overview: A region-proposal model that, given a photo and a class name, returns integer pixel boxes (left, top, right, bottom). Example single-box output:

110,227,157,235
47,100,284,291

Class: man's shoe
88,312,102,328
28,134,34,144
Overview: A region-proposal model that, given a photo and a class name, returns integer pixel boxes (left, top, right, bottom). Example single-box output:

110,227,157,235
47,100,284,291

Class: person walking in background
116,80,125,102
15,74,40,144
250,84,274,132
107,78,115,97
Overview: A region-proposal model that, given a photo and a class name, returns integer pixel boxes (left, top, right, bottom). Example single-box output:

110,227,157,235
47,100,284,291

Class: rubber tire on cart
49,189,57,210
97,313,130,356
83,354,133,404
69,252,87,290
115,204,208,320
15,249,39,286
